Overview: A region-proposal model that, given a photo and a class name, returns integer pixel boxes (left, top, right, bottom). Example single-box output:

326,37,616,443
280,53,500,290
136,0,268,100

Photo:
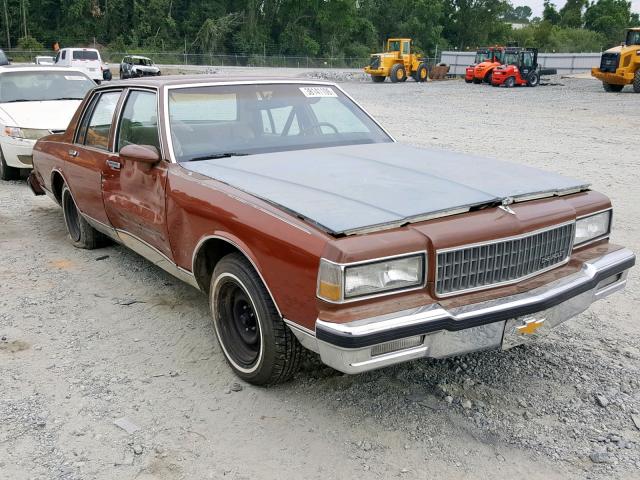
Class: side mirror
120,144,160,164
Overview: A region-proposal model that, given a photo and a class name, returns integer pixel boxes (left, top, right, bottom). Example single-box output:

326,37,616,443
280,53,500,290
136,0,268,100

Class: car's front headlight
3,126,50,140
317,253,426,303
574,210,612,247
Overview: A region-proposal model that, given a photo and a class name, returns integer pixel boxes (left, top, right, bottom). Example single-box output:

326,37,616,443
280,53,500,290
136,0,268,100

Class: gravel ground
1,72,639,480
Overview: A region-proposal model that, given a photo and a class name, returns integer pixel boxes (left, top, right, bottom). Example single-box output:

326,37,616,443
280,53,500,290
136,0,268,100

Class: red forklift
464,47,504,83
491,47,555,87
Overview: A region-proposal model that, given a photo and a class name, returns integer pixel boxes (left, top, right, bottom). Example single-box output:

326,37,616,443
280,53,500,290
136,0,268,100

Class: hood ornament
499,197,516,215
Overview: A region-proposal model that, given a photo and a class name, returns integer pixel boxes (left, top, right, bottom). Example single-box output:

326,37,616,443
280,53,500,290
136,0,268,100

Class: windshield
168,83,392,162
474,50,491,63
503,52,519,65
387,40,400,52
72,50,99,61
627,30,640,46
0,71,94,103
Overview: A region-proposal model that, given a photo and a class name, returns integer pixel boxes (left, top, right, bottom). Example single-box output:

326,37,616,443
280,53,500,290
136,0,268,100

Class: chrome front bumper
287,248,635,374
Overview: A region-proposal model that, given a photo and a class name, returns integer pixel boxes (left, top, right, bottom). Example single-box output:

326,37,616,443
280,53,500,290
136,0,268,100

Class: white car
35,56,55,65
0,66,95,180
54,48,105,83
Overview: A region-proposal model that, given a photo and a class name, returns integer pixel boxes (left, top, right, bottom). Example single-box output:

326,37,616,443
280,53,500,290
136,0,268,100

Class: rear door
65,89,123,226
101,88,173,258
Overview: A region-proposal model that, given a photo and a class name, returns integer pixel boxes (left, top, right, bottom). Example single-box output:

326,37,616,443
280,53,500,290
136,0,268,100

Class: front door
520,51,534,79
101,89,173,259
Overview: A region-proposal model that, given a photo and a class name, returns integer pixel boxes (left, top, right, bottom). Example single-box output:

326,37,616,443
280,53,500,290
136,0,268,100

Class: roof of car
128,55,151,59
106,75,335,88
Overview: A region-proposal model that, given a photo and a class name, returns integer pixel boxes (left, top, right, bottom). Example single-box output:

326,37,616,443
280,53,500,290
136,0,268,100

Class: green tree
584,0,636,46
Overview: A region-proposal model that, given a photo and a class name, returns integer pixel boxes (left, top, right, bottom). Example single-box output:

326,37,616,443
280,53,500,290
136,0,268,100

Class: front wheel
505,76,516,88
0,148,20,181
210,253,302,385
526,71,539,87
415,64,428,83
61,187,106,249
633,70,640,93
390,64,406,83
603,82,623,92
371,75,385,83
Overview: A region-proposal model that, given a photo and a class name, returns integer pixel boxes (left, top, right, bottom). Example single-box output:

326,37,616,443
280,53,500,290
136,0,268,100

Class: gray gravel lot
1,73,639,480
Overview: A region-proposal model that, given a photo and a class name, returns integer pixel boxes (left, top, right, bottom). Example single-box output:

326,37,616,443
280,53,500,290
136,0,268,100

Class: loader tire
390,64,406,83
633,70,640,93
415,64,428,82
371,75,385,83
602,82,623,92
526,71,539,87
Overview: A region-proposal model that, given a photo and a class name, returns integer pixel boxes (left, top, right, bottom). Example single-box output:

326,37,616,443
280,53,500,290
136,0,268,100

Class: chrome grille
436,222,575,296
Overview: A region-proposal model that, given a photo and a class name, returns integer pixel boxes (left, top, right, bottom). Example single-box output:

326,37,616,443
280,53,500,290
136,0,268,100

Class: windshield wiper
2,99,30,103
49,97,84,101
187,152,250,161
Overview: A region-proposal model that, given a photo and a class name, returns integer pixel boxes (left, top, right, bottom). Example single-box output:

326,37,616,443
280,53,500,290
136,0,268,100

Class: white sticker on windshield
65,75,86,80
299,86,337,98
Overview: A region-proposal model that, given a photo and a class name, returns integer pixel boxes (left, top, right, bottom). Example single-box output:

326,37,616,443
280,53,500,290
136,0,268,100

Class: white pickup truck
54,48,110,83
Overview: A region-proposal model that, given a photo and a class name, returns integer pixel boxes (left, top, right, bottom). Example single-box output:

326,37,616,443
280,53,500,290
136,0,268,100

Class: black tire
415,63,428,83
505,76,516,88
526,71,539,87
371,75,385,83
464,78,472,83
390,64,406,83
603,82,623,92
0,148,19,181
633,70,640,93
483,70,493,84
210,253,302,385
472,78,482,84
103,70,112,81
61,187,105,249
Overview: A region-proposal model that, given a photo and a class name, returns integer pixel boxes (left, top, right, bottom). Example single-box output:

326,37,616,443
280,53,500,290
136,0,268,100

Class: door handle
106,159,121,171
68,149,78,157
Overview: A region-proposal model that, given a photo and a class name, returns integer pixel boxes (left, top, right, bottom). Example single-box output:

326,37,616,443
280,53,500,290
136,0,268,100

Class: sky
510,0,640,18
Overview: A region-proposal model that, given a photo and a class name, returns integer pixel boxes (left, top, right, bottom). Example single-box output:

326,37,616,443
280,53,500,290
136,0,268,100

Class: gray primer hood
183,143,589,235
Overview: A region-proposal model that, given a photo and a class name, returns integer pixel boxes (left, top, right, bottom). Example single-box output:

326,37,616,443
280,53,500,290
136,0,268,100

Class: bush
17,35,44,51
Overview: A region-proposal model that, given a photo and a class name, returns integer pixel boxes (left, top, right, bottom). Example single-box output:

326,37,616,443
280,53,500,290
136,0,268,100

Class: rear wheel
61,187,105,249
210,253,302,385
633,70,640,93
526,71,539,87
415,64,428,83
505,76,516,88
472,78,482,84
464,78,472,83
390,64,406,83
603,82,623,92
371,75,385,83
0,148,19,181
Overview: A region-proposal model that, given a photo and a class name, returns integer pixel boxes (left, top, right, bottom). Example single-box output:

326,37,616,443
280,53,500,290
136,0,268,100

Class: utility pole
21,0,27,38
3,0,10,48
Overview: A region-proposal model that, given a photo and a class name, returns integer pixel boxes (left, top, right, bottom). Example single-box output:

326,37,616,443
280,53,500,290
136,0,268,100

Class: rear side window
117,91,160,151
80,91,120,150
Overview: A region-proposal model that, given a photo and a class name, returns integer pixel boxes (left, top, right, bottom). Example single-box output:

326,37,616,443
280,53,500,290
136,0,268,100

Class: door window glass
402,42,410,54
117,91,160,150
61,50,66,60
84,91,120,150
523,52,533,68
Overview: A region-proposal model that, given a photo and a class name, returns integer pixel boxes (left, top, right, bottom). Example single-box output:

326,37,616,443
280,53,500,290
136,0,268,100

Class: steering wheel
298,122,339,135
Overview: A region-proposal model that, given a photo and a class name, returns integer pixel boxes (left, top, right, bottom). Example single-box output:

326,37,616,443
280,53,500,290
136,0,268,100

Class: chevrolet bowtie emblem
516,318,545,335
498,197,516,215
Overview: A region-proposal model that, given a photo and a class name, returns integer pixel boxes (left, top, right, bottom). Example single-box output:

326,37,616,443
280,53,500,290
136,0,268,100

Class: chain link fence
5,49,373,69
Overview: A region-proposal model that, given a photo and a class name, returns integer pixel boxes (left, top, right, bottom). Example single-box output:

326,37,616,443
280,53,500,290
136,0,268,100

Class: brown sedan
29,76,635,385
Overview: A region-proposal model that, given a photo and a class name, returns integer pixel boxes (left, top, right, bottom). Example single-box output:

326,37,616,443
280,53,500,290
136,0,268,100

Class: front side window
117,90,159,151
522,52,533,67
168,83,391,162
83,91,120,150
402,42,410,55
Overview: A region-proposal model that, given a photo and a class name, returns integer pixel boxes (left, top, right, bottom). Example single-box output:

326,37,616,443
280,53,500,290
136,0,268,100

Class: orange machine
469,46,506,84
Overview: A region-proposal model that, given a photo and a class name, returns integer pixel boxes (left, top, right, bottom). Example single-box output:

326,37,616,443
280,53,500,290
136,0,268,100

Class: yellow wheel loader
364,38,429,83
591,28,640,93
